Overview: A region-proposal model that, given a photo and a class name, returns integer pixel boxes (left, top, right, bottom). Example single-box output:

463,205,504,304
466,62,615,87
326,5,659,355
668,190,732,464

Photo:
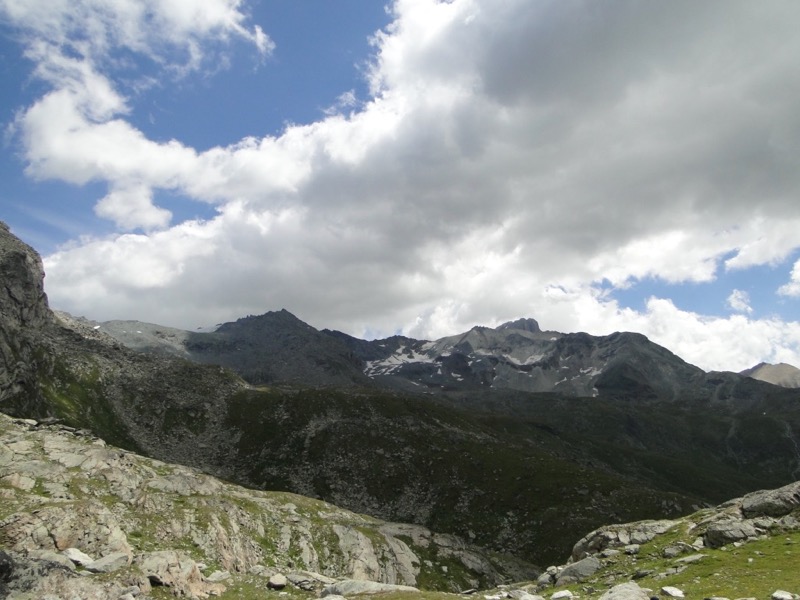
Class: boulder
268,573,288,589
555,556,600,584
703,519,758,548
85,552,130,573
661,586,685,598
63,547,95,567
570,522,679,560
742,482,800,518
598,582,650,600
321,579,420,596
771,592,795,600
136,550,224,598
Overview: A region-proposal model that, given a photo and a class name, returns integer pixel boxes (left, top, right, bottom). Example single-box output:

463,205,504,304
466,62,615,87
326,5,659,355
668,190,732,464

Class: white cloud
778,259,800,298
726,289,753,314
5,0,800,371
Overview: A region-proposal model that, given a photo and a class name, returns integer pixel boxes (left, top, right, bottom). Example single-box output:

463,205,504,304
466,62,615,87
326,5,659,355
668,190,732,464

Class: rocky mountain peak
498,317,541,333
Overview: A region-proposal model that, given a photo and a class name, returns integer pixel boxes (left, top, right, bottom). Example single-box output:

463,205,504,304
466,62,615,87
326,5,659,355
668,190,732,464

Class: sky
1,0,800,373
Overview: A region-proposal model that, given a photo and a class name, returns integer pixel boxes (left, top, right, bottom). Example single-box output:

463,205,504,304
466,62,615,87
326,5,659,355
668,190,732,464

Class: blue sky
1,0,800,371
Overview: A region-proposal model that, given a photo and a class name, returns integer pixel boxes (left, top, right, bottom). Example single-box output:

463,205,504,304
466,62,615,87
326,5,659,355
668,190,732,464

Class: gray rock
555,555,600,584
136,550,222,598
742,482,800,518
661,586,685,598
674,553,706,564
624,544,640,555
551,591,573,600
598,582,651,600
84,552,130,573
206,570,231,582
63,547,95,567
321,579,420,596
771,592,795,600
704,519,758,548
268,573,288,589
536,571,554,586
26,549,76,570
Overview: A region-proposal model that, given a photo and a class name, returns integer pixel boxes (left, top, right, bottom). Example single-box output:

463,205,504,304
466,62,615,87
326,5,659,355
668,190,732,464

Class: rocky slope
2,408,798,600
516,478,800,599
0,411,533,599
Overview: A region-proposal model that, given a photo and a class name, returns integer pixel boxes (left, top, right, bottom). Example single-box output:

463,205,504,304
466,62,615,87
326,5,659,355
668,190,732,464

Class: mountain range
1,220,799,599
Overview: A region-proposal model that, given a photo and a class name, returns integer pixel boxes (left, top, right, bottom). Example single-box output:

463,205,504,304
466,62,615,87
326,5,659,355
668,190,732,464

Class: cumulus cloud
726,289,753,314
778,260,800,298
4,0,800,371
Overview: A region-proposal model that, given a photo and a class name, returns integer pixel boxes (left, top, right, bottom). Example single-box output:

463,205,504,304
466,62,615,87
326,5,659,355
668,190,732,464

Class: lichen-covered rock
571,520,677,560
0,411,532,594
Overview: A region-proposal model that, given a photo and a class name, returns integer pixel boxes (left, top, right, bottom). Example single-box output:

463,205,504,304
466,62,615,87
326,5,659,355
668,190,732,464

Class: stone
536,571,554,586
771,592,795,600
27,550,75,570
742,482,800,518
207,570,231,582
556,555,601,584
704,519,758,548
598,582,651,600
268,573,288,589
551,592,574,600
322,579,420,596
84,552,130,573
63,547,95,567
674,553,706,564
661,586,685,598
1,473,35,491
624,544,640,555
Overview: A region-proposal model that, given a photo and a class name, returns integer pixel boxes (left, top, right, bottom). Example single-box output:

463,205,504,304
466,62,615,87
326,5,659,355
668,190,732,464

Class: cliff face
0,223,52,410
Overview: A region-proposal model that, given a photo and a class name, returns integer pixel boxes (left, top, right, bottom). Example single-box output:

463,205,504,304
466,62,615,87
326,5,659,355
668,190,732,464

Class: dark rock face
0,222,53,410
0,222,51,330
0,550,14,583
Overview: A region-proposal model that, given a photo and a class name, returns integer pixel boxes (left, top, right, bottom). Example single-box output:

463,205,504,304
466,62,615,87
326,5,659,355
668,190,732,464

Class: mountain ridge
90,309,711,401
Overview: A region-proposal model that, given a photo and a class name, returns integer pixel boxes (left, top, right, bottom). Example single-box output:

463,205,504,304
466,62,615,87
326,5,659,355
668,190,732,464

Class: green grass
538,509,800,600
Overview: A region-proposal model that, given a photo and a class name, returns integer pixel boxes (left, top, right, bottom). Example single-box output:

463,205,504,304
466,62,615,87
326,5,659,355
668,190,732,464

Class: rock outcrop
530,479,800,598
0,412,535,598
0,222,52,411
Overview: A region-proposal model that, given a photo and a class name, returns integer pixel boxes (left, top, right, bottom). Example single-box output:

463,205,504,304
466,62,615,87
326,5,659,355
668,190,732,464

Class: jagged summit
498,317,541,333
